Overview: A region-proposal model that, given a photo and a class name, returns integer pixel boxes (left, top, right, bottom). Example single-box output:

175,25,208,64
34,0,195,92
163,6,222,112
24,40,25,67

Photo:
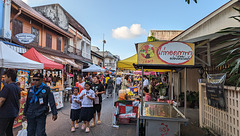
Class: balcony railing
105,63,115,67
67,45,82,56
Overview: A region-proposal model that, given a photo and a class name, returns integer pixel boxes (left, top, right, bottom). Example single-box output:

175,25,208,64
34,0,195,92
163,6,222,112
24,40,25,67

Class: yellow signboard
137,41,195,66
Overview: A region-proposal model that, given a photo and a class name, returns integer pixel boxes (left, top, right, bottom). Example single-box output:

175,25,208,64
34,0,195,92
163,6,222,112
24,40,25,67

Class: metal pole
177,72,180,108
0,68,2,90
184,68,187,116
112,73,118,126
141,67,144,116
171,70,173,100
103,35,106,68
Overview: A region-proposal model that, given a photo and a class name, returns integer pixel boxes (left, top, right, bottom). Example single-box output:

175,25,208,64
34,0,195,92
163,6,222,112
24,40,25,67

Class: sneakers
75,123,79,129
71,127,75,132
97,120,101,125
85,127,90,133
90,122,95,127
81,124,86,130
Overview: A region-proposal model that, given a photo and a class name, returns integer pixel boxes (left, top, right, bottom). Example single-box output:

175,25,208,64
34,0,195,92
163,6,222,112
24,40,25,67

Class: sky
22,0,230,60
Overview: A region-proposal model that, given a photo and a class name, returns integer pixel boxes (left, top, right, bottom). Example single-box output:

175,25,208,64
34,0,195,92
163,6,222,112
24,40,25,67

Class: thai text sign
15,33,35,44
206,73,226,110
137,41,195,65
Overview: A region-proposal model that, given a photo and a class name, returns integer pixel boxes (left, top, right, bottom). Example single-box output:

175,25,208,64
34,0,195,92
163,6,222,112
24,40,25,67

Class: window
12,19,23,36
46,33,52,48
32,27,39,44
57,37,62,51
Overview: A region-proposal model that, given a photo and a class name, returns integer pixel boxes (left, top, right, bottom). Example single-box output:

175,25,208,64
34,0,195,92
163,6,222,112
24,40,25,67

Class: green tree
147,36,159,42
216,8,240,86
185,0,197,4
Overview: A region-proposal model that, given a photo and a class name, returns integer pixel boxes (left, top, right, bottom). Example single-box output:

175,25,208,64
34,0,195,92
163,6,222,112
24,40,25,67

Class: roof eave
171,0,239,41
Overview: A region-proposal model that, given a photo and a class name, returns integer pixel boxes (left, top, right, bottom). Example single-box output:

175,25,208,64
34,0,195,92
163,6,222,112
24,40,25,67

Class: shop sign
15,33,35,44
206,73,226,110
137,41,195,66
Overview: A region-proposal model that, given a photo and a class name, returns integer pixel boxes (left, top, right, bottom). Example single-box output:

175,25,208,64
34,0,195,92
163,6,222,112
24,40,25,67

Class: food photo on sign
137,41,195,66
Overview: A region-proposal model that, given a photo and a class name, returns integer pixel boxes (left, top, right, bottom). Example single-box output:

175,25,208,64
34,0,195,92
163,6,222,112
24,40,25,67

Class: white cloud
112,24,146,39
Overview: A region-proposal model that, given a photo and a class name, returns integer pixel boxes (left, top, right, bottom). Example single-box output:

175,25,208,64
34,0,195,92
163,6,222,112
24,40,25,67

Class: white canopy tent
0,41,44,69
82,64,105,72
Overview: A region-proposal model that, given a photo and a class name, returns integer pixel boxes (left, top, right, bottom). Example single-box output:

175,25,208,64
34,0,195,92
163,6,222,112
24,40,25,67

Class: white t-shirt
76,81,85,88
71,94,81,109
80,89,95,107
143,79,149,88
116,77,122,85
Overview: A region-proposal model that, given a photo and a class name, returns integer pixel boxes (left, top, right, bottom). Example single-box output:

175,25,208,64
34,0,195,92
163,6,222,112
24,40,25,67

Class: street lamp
103,39,106,68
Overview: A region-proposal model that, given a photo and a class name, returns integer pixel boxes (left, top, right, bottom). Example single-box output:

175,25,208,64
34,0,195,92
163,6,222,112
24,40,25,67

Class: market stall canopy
23,48,63,69
117,54,172,72
82,64,105,72
0,41,44,69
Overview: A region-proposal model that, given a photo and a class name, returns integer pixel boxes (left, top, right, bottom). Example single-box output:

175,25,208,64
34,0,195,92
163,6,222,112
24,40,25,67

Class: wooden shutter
12,19,23,36
46,34,52,48
57,37,61,51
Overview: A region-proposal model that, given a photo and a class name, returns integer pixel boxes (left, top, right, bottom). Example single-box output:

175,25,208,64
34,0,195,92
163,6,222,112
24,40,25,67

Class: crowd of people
0,69,168,136
0,69,123,136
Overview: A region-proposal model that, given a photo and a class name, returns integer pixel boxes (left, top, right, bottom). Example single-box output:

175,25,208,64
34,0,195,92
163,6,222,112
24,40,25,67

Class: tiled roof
12,0,73,38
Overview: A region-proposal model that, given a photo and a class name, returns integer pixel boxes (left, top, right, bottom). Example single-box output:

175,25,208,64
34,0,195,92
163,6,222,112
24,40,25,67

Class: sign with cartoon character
137,41,195,66
16,70,30,89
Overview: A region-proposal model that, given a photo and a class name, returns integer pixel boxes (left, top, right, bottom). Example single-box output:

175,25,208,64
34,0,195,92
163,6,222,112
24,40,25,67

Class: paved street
13,94,136,136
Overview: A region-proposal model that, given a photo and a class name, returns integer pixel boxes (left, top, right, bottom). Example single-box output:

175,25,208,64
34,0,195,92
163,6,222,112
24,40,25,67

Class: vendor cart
137,102,188,136
133,41,201,136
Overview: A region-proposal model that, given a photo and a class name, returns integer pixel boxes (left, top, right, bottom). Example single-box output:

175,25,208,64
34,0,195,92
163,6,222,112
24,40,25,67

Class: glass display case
137,102,188,136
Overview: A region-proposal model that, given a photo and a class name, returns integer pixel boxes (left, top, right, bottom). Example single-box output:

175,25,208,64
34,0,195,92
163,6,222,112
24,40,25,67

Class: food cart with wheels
134,41,201,136
113,54,172,126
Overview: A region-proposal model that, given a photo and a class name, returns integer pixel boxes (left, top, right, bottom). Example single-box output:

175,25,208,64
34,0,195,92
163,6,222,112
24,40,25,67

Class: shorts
80,107,94,122
93,104,102,113
70,109,81,121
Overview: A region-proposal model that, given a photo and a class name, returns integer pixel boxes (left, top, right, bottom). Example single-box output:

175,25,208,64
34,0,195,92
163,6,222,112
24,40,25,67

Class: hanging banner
16,70,30,89
206,73,226,110
13,96,27,128
137,41,195,65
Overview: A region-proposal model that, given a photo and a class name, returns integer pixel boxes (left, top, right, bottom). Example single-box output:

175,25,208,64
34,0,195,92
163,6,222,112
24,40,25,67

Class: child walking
79,82,95,133
70,87,81,132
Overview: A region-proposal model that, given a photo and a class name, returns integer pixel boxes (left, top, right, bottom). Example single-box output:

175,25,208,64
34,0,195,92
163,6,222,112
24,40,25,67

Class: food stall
23,48,64,110
114,53,173,126
134,41,201,136
0,42,44,128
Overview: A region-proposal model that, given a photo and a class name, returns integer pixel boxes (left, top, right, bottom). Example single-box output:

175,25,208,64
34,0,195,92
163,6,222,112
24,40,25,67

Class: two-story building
33,4,92,68
9,0,82,69
96,50,120,70
91,46,103,67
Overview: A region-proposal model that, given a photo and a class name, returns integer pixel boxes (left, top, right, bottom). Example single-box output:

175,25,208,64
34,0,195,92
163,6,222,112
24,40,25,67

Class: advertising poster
137,41,195,66
13,96,27,128
206,73,226,110
16,70,30,89
53,91,64,109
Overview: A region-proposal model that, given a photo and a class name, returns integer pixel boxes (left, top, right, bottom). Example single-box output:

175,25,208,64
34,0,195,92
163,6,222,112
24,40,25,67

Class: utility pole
103,34,106,68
